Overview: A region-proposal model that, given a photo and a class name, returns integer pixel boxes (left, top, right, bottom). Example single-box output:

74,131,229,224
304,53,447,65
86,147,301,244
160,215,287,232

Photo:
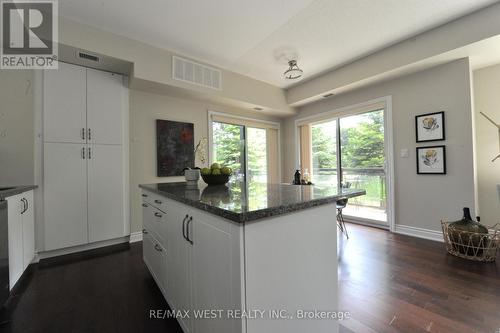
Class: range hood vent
172,56,222,90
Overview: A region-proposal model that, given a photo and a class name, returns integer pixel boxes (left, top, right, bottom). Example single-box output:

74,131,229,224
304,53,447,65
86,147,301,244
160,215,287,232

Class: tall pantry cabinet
43,62,129,251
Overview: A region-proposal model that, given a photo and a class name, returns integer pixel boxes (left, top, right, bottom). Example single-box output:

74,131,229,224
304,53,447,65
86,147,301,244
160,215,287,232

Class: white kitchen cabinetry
43,62,86,144
86,68,125,145
6,190,35,290
87,144,125,243
43,62,128,252
43,142,88,250
142,191,242,333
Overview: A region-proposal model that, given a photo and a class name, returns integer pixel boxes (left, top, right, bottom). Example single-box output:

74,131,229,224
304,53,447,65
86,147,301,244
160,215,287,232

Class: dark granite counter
140,181,365,223
0,185,37,201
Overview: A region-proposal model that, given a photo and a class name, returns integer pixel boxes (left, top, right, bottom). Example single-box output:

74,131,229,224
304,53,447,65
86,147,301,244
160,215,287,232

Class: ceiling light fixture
283,60,303,80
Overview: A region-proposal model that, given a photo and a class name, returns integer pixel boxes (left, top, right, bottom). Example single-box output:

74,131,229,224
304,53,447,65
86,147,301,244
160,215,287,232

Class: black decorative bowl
201,174,230,186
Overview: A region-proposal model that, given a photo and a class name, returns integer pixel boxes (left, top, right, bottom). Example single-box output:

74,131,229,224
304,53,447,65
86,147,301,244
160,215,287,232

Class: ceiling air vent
78,52,100,62
172,56,222,90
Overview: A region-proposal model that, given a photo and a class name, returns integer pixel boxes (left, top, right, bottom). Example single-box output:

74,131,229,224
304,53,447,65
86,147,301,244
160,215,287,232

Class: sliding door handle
186,216,193,245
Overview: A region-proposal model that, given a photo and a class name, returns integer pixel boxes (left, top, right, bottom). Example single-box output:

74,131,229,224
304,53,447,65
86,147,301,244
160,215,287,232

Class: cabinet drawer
143,231,166,292
142,202,166,247
141,190,168,213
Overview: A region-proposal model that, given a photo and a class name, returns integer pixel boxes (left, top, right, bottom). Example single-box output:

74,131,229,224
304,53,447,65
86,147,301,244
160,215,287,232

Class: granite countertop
140,181,365,223
0,185,38,200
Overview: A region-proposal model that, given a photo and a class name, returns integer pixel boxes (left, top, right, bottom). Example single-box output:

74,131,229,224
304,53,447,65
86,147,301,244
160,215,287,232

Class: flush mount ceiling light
283,60,303,80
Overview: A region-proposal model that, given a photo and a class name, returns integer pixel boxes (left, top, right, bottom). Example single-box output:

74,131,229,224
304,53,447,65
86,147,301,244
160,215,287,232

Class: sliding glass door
212,121,268,183
340,110,386,222
310,109,387,223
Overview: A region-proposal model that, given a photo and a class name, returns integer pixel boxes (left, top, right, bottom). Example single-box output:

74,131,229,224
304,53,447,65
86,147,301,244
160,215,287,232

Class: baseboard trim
394,224,443,242
129,231,143,243
36,236,130,261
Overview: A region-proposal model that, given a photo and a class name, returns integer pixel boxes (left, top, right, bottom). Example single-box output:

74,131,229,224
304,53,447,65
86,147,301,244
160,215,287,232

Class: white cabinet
7,190,35,290
165,202,192,333
43,62,86,144
191,212,237,333
87,144,126,243
142,192,241,333
87,68,125,145
43,142,88,250
43,62,128,252
21,191,35,271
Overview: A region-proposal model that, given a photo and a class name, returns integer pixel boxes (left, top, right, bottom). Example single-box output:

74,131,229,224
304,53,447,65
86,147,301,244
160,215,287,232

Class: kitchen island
139,181,365,333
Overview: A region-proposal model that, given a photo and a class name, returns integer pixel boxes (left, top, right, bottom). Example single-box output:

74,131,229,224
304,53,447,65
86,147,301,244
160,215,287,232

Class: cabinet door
166,203,192,333
21,190,35,270
44,143,88,250
43,62,86,144
88,144,125,243
7,194,23,290
87,69,125,145
191,214,236,333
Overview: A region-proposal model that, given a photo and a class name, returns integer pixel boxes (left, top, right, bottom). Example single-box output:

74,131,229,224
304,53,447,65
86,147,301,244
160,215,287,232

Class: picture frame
416,145,446,175
156,119,194,177
415,111,445,142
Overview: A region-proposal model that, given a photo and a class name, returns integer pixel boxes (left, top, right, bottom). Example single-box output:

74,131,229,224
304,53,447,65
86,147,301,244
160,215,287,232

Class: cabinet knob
154,212,162,218
142,229,148,234
142,194,148,197
154,244,163,252
142,203,148,207
154,199,162,204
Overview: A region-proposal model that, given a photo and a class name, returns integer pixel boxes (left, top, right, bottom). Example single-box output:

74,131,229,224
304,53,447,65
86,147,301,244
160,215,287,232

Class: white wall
282,58,476,232
0,70,35,185
130,90,282,233
473,64,500,225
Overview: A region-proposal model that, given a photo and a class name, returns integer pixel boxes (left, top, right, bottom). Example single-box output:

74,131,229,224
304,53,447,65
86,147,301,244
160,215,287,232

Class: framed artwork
415,111,445,142
416,145,446,175
156,119,194,177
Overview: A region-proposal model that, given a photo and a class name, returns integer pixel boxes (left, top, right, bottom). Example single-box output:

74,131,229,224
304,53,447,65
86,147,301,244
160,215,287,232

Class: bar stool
337,198,349,238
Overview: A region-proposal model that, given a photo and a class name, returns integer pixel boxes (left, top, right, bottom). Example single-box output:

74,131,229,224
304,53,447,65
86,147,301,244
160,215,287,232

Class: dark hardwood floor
1,223,499,333
0,243,183,333
338,224,500,333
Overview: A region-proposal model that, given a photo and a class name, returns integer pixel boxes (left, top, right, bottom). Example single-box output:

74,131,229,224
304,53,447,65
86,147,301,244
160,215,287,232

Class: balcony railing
313,167,386,209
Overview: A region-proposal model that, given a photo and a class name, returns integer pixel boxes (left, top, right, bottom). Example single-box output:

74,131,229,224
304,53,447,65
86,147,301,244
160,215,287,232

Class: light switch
400,148,409,158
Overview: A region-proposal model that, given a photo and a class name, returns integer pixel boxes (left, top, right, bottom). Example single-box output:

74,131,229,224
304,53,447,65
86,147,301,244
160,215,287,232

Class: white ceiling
60,0,498,88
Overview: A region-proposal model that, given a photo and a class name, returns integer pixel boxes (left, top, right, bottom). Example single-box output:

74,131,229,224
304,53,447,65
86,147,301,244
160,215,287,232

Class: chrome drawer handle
154,212,162,218
154,244,163,252
154,199,162,204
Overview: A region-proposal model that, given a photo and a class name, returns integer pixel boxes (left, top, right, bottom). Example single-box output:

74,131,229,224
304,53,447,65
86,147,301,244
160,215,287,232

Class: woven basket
441,221,500,262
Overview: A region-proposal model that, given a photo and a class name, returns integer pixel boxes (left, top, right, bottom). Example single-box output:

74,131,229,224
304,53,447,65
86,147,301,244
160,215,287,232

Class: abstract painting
416,145,446,174
416,111,445,142
156,120,194,176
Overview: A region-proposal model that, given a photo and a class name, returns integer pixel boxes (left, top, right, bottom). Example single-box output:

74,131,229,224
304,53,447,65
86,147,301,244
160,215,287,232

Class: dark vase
448,207,488,256
293,170,301,185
